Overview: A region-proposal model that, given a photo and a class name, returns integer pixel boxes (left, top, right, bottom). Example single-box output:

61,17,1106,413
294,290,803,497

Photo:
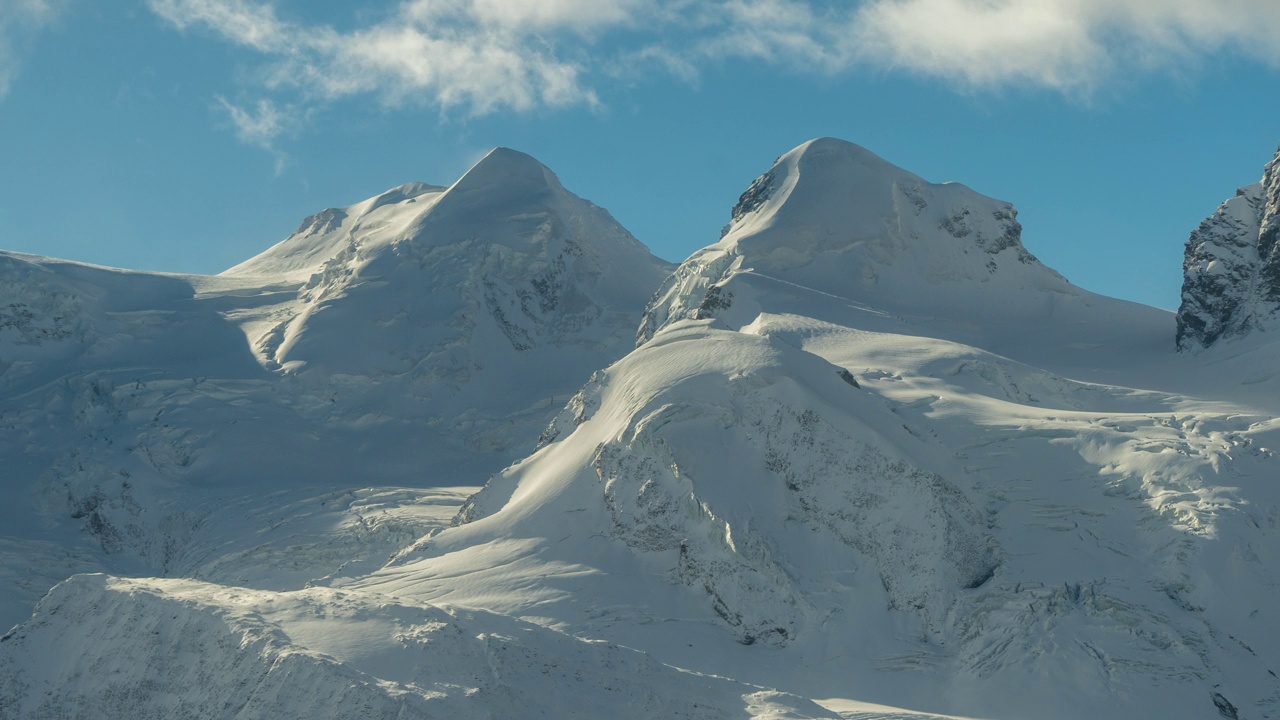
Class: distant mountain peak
362,181,444,212
221,145,673,385
711,136,1041,276
640,137,1064,345
1177,142,1280,350
723,137,924,239
224,148,568,281
446,147,561,198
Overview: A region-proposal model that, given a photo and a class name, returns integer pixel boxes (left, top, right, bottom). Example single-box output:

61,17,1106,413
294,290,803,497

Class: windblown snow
2,138,1279,720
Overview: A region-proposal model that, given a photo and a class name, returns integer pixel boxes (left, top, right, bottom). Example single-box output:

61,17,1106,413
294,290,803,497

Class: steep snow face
1178,143,1280,349
228,148,669,375
640,138,1070,346
222,151,674,484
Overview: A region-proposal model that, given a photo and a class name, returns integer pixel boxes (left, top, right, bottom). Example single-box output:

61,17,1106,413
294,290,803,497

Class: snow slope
3,138,1279,720
0,574,840,720
0,148,671,629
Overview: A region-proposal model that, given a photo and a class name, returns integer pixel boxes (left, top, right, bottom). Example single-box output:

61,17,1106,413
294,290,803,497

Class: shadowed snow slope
3,138,1280,720
0,148,671,629
0,574,839,720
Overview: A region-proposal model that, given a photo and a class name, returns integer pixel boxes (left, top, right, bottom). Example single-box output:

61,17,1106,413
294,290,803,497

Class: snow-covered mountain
227,147,666,375
358,139,1280,719
640,137,1054,343
1178,143,1280,349
0,148,671,630
3,138,1279,720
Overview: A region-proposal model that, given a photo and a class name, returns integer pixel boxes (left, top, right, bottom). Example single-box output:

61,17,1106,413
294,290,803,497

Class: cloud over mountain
147,0,1280,134
0,0,67,99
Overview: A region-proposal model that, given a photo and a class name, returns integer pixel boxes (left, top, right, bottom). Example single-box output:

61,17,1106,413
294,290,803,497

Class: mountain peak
1177,141,1280,350
785,136,896,166
637,138,1078,346
719,137,1031,268
222,149,564,281
788,136,910,173
448,147,562,197
725,138,921,229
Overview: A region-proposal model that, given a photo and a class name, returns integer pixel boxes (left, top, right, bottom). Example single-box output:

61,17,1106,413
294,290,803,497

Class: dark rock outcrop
1177,143,1280,349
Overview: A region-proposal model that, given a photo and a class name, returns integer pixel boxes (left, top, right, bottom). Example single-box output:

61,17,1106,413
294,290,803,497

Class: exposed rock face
1177,144,1280,350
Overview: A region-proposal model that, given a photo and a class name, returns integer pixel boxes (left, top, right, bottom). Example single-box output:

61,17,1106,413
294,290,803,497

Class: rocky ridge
1178,143,1280,349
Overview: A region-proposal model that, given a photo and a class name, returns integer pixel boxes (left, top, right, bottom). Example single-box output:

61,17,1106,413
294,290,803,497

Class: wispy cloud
0,0,68,99
846,0,1280,94
149,0,606,115
147,0,1280,149
149,0,285,50
217,97,287,146
215,96,297,174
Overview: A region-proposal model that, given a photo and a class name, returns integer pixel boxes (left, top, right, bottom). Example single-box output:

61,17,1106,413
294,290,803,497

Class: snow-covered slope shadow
0,574,840,720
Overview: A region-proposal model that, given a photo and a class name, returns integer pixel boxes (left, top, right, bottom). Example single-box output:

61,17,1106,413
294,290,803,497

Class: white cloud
147,0,1280,147
847,0,1105,92
403,0,645,35
149,0,286,50
0,0,68,99
699,0,857,71
846,0,1280,93
217,96,289,147
149,0,606,116
216,96,297,174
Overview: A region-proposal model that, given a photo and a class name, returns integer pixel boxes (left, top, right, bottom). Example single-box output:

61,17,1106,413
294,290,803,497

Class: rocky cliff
1177,143,1280,349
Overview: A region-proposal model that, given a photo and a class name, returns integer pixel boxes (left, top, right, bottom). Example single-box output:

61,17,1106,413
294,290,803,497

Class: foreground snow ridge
2,138,1280,720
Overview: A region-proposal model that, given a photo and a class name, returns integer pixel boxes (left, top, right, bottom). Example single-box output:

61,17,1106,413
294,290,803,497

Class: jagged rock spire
1177,143,1280,350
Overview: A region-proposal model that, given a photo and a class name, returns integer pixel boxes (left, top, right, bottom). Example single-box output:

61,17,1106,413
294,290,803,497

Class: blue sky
2,1,1280,310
